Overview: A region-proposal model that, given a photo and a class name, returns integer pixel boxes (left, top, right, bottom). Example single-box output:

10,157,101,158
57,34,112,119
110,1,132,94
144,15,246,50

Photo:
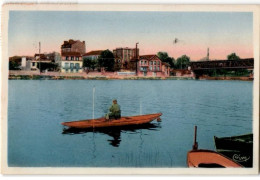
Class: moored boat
187,126,243,168
214,134,253,167
61,113,162,129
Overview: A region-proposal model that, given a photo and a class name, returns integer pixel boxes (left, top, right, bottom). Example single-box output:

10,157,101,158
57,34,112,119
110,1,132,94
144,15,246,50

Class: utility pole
39,42,41,74
207,47,209,61
135,42,139,75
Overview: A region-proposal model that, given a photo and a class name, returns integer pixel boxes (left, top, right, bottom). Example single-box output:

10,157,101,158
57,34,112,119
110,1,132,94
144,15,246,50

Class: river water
8,80,253,167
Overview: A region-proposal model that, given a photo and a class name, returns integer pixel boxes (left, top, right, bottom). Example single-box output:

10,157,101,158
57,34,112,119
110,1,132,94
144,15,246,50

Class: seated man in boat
106,99,121,120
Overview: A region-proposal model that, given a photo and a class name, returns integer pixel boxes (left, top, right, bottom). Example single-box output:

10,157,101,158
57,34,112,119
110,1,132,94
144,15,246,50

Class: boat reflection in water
62,123,161,147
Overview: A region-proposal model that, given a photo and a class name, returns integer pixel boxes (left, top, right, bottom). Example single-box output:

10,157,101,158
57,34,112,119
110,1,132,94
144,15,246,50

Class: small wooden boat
187,149,242,168
187,126,242,168
214,134,253,167
61,113,162,129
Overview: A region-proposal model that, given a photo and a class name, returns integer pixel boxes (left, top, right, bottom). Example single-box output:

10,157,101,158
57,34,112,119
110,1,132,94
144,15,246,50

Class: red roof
61,52,82,57
162,62,170,66
139,54,161,61
83,50,103,56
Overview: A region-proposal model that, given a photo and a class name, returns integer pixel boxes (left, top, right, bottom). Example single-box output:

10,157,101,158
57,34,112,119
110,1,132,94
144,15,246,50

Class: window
75,63,80,69
144,61,147,65
70,63,74,69
150,61,153,65
154,66,156,71
157,66,160,71
141,61,143,65
32,62,35,66
154,61,156,65
76,57,79,61
157,61,160,65
150,66,152,71
65,63,69,69
66,56,69,60
71,56,74,60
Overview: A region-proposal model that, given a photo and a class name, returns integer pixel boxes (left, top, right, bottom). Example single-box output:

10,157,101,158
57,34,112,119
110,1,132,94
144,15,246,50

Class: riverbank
8,74,253,81
199,76,253,81
8,71,253,81
8,74,195,80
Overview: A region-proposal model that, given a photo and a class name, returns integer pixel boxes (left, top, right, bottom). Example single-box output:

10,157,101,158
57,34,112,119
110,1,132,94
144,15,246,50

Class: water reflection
62,123,161,147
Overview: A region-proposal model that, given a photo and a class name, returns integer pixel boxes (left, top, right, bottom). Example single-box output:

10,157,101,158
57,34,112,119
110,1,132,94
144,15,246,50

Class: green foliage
227,53,240,60
83,58,97,70
157,52,175,68
176,55,190,69
9,56,21,70
9,60,20,70
37,62,58,71
98,50,115,71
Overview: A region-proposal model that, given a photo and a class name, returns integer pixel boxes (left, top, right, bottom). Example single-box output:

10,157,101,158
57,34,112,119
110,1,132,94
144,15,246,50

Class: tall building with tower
113,47,139,70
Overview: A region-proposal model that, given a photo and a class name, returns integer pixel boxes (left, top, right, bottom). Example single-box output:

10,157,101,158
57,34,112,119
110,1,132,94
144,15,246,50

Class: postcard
1,3,259,175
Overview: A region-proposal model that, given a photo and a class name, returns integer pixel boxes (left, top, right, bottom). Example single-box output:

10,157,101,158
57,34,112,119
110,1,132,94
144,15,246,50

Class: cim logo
233,154,250,162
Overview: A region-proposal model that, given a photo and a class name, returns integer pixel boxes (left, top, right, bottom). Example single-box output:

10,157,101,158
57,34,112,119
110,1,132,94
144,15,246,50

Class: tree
9,60,20,70
9,56,21,70
227,53,240,60
176,55,190,69
157,52,175,68
83,58,97,70
98,50,115,71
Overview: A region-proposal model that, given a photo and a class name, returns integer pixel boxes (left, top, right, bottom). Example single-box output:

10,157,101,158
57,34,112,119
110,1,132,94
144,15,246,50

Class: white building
61,52,83,73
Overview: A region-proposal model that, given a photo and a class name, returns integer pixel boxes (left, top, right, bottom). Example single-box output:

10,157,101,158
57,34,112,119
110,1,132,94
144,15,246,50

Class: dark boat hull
214,134,253,167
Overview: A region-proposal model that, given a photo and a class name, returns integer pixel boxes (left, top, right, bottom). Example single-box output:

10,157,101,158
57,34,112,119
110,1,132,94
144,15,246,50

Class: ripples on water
8,80,253,167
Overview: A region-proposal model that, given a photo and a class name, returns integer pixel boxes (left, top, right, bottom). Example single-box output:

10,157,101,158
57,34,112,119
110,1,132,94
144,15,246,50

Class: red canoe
61,113,162,129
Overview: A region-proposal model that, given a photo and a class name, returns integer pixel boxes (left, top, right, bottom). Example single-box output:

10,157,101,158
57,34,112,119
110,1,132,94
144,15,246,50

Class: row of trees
157,52,190,69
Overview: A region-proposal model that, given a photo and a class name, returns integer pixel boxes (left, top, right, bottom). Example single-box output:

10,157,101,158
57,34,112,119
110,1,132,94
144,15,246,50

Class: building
113,47,139,70
30,54,52,71
83,50,103,61
60,52,83,73
137,54,170,77
161,62,171,76
61,39,86,55
47,52,62,67
60,39,86,73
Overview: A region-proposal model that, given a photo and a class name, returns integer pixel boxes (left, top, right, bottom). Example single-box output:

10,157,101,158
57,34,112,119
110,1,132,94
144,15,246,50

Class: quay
8,70,252,81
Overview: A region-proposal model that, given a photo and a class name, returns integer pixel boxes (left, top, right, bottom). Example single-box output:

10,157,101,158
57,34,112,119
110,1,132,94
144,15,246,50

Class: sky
8,11,253,60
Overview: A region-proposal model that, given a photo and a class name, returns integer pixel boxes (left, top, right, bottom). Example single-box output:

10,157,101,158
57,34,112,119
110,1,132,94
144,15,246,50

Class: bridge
190,58,254,71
